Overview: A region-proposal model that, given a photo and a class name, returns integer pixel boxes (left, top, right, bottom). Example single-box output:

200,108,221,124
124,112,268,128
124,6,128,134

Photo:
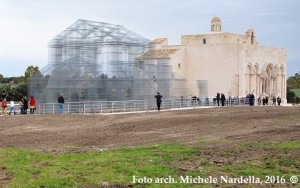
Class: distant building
28,19,185,103
138,17,287,101
29,17,287,103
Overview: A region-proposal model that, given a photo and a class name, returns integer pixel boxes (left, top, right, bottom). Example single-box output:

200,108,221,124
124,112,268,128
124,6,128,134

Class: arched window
203,38,206,44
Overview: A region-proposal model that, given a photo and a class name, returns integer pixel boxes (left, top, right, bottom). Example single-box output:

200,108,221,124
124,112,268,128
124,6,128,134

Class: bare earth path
0,106,299,152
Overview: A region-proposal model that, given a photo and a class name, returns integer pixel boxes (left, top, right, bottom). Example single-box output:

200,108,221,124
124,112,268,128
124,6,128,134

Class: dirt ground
0,106,299,152
0,106,300,187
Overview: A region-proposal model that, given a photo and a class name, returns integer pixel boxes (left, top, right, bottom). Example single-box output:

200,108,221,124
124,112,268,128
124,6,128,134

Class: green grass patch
0,141,299,187
241,141,300,151
291,89,300,96
222,157,299,178
222,140,300,180
0,144,196,188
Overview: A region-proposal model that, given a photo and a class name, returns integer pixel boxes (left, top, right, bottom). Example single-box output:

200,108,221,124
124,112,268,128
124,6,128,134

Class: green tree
11,76,24,84
24,65,41,83
0,74,4,83
286,88,296,103
0,84,10,99
287,71,300,89
0,66,40,101
15,83,28,100
296,96,300,105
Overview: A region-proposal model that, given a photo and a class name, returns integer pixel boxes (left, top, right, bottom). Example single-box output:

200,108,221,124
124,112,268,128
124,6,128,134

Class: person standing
9,100,16,115
58,93,65,114
29,96,36,114
265,96,269,105
216,92,220,106
277,97,281,106
23,96,28,115
19,98,24,114
220,93,226,106
257,97,261,106
1,98,7,115
155,92,162,111
272,96,276,106
249,93,255,106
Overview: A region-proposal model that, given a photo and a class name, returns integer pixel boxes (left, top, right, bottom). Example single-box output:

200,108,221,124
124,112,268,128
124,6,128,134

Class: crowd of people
154,91,284,111
0,94,65,115
1,91,285,115
1,96,37,115
215,92,282,107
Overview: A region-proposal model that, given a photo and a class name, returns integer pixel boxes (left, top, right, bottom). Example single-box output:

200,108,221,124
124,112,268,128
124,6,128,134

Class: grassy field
291,89,300,96
0,140,299,188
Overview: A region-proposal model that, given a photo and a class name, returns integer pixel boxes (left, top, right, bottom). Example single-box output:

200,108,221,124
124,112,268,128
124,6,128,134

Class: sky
0,0,299,77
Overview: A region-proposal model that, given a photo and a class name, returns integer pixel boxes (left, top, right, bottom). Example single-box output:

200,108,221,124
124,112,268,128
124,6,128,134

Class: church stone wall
185,44,240,97
137,17,287,102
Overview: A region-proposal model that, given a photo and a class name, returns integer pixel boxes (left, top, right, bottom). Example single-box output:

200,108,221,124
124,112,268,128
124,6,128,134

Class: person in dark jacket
277,97,281,106
249,93,255,106
155,92,162,111
58,93,65,114
272,96,276,106
216,92,220,106
23,96,28,114
265,96,269,105
220,93,226,106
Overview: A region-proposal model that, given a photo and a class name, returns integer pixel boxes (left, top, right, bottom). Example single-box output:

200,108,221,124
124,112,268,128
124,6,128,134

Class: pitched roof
50,19,150,45
138,49,179,58
150,38,168,44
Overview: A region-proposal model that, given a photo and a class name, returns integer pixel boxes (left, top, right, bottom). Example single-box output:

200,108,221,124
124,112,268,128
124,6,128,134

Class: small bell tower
211,17,222,32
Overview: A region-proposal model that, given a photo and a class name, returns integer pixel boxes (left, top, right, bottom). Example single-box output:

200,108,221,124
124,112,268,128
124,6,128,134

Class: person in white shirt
9,101,16,115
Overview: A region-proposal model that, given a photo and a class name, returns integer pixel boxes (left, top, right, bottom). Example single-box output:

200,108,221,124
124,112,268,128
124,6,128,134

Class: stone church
138,17,287,102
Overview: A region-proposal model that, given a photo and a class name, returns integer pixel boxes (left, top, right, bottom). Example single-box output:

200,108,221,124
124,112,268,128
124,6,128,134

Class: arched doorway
260,64,277,97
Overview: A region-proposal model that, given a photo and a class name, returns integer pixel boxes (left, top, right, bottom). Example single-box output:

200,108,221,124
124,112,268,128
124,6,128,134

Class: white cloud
0,0,299,77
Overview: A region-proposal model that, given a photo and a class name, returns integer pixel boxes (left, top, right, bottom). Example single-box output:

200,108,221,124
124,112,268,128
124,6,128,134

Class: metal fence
29,97,250,114
1,97,253,115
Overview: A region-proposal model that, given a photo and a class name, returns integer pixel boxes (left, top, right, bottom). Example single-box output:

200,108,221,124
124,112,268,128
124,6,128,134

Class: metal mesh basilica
29,19,186,103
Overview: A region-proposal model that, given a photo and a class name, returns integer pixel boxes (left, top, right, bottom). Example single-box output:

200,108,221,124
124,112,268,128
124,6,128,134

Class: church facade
138,17,287,102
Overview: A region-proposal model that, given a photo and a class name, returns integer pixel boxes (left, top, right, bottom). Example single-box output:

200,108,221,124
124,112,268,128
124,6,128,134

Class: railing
30,97,251,114
0,97,255,115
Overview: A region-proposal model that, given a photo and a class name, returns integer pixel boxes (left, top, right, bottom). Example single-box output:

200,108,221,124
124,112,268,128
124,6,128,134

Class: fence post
112,102,114,113
84,102,86,114
100,102,102,114
43,103,45,114
67,103,69,114
52,104,55,114
123,101,125,112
